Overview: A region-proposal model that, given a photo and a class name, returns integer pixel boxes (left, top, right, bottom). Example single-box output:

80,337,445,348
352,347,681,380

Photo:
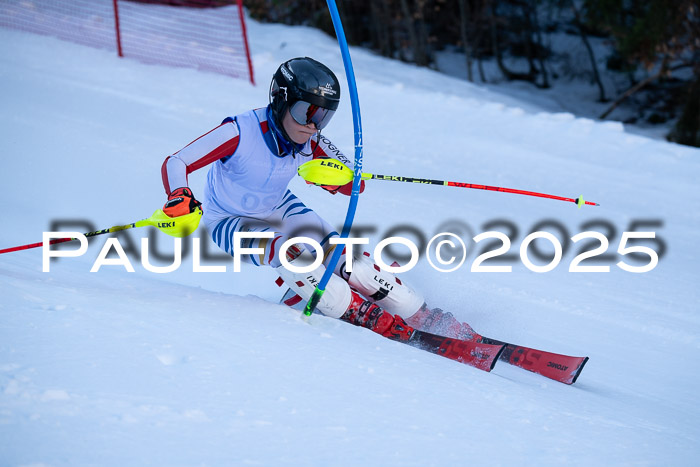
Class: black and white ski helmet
269,57,341,129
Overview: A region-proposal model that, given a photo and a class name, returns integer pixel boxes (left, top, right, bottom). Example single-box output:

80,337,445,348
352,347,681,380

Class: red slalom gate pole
112,0,123,58
236,0,255,86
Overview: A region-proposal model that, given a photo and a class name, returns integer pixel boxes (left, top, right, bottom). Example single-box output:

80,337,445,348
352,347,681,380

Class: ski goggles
289,100,335,130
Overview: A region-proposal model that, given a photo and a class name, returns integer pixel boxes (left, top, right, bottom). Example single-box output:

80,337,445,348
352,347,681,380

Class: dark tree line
243,0,699,147
129,0,699,146
586,0,699,145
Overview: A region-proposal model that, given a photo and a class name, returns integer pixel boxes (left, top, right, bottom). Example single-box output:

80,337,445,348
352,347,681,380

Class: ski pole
364,173,598,207
0,208,202,255
298,159,599,208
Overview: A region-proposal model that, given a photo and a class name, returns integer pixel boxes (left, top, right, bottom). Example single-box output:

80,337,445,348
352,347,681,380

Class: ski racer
159,57,475,341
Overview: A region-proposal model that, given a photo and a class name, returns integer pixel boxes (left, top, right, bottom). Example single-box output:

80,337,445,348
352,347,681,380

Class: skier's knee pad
276,255,352,319
344,253,424,319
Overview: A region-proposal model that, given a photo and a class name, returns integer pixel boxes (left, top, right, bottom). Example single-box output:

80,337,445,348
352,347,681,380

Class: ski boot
340,291,415,342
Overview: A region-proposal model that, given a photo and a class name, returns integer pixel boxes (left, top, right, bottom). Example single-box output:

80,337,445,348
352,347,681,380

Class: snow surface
2,10,700,467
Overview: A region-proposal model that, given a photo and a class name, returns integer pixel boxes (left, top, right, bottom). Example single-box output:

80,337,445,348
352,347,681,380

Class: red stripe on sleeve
161,157,173,195
186,135,240,174
161,122,240,195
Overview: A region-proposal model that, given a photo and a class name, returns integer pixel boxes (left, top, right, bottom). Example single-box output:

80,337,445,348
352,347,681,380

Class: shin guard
343,253,424,320
276,257,352,319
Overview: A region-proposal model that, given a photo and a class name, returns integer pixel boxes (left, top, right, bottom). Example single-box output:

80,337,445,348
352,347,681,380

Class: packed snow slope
2,13,700,467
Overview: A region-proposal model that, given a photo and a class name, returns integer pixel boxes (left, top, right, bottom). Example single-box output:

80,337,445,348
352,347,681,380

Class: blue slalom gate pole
303,1,364,316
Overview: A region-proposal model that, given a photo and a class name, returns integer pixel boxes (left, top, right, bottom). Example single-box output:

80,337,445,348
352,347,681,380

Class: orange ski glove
163,187,202,218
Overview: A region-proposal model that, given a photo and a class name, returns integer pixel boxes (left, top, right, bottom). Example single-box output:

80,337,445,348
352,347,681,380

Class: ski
422,313,588,384
404,329,505,372
278,285,586,382
477,337,588,385
278,285,504,372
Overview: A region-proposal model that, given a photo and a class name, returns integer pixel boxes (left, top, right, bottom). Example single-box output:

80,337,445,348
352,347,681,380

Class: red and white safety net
0,0,254,84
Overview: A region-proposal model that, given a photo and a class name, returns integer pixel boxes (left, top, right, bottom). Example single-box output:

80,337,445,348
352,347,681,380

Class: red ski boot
340,292,415,342
405,304,481,341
